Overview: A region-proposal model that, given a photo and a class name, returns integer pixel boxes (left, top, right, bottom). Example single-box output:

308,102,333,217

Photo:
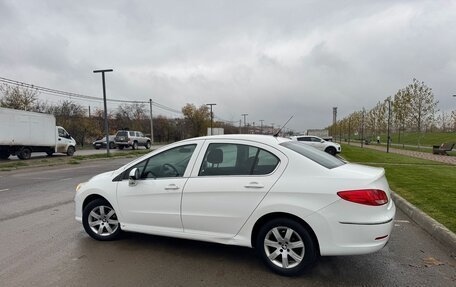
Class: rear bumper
305,199,396,256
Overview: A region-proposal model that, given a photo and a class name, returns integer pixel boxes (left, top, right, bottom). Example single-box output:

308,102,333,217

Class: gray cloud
1,0,455,131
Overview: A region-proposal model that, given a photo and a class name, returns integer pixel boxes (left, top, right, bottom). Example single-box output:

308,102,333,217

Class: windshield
280,141,345,169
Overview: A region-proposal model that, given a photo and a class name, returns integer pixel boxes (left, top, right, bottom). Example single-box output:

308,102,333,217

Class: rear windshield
117,131,128,137
280,141,345,169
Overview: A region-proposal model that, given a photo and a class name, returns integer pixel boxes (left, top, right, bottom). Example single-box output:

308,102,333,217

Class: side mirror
321,140,325,143
129,168,140,186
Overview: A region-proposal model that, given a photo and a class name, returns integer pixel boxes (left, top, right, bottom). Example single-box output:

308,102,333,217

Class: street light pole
386,99,391,153
206,103,216,135
93,69,113,156
149,99,154,144
361,108,365,148
241,114,248,133
260,120,264,134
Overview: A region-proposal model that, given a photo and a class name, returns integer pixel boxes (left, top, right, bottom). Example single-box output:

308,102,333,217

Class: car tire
145,141,151,149
118,146,124,150
95,146,100,150
109,142,115,149
132,141,138,150
18,148,32,160
82,198,121,241
256,218,317,276
67,146,75,156
325,147,336,156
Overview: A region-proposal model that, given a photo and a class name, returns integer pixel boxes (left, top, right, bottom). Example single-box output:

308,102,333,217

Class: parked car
75,135,395,276
93,135,116,150
290,135,341,155
114,130,151,150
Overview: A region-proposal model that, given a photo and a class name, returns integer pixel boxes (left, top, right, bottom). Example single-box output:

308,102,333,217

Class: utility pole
93,69,113,156
348,118,351,144
260,120,264,134
386,99,391,153
88,105,91,118
241,114,248,133
271,123,274,134
149,99,154,144
239,119,242,134
206,103,216,135
332,107,337,139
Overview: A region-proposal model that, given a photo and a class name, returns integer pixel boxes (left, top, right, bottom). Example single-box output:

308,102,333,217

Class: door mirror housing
129,168,140,186
129,168,140,180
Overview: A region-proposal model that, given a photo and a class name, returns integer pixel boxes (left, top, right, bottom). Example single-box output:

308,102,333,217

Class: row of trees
0,84,239,145
329,79,456,142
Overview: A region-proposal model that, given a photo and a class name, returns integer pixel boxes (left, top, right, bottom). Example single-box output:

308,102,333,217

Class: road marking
59,178,73,181
0,188,9,192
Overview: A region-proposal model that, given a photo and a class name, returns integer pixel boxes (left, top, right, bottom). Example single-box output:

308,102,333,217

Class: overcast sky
1,0,455,131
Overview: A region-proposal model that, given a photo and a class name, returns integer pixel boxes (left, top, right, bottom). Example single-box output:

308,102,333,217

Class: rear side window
280,141,345,169
199,143,279,176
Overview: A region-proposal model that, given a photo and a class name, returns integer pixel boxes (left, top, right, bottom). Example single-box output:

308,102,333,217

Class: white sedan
290,135,341,155
75,135,395,276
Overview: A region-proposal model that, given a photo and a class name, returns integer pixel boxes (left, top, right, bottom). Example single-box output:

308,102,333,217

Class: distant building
306,129,329,137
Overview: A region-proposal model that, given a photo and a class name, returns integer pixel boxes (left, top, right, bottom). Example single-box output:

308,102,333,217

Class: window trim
197,142,281,177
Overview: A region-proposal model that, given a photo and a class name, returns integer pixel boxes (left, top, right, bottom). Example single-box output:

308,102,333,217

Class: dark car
93,135,116,149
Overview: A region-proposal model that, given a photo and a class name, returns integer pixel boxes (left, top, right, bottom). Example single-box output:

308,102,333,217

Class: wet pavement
0,159,455,286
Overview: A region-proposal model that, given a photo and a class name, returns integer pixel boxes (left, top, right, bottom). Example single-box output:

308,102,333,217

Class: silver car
114,130,151,150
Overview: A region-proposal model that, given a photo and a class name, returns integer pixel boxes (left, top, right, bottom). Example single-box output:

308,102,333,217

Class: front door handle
244,182,264,189
165,184,180,190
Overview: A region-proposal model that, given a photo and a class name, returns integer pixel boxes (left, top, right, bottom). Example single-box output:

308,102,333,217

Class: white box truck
0,107,76,160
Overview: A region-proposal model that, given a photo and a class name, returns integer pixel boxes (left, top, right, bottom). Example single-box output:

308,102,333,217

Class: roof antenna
273,115,294,137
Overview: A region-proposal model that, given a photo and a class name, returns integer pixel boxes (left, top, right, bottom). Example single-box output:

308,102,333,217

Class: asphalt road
0,159,455,286
1,146,152,162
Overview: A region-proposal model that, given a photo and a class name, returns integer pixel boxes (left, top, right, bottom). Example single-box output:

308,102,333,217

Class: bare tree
0,84,41,111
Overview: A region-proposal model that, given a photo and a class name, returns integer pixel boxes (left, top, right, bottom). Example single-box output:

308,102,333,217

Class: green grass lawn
367,131,456,147
340,144,456,233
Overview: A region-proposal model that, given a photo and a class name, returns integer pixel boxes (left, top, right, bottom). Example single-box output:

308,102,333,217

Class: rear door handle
165,184,180,190
244,182,264,189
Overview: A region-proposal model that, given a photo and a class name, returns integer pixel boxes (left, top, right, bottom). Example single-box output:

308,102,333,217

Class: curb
391,192,456,253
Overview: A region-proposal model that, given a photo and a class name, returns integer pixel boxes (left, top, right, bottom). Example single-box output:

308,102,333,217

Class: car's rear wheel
17,148,32,160
256,218,317,276
109,142,115,149
145,141,151,149
132,141,138,150
118,145,124,150
325,147,336,156
82,198,121,241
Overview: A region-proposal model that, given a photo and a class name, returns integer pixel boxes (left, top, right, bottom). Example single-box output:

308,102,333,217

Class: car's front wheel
82,198,121,241
256,218,317,276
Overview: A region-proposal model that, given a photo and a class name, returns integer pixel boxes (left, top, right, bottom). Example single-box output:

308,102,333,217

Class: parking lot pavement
0,162,455,286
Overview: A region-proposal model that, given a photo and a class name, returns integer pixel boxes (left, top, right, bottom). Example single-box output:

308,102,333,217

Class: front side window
199,143,279,176
311,137,322,142
58,128,65,137
123,144,196,179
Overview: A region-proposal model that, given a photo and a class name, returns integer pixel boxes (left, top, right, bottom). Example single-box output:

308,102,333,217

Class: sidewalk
346,142,456,165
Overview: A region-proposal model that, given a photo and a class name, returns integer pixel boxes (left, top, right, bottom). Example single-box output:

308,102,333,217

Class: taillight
337,189,388,206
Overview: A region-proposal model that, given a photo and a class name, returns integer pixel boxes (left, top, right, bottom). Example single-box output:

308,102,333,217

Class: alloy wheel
88,205,119,236
264,226,305,269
